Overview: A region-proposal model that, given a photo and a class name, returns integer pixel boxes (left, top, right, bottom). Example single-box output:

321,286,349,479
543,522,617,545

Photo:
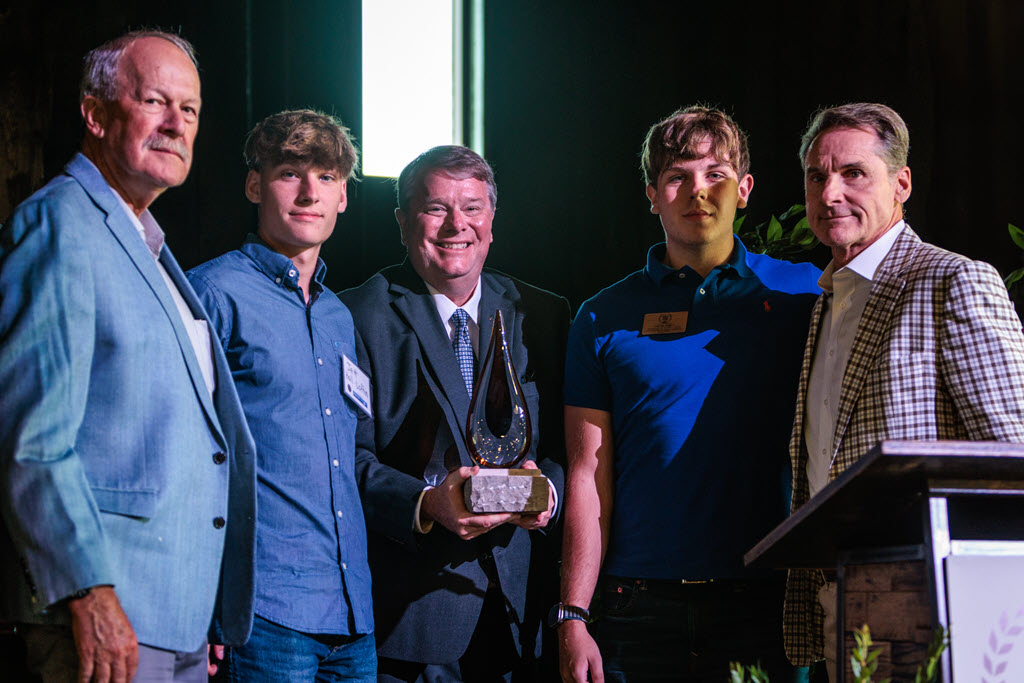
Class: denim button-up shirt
188,236,372,635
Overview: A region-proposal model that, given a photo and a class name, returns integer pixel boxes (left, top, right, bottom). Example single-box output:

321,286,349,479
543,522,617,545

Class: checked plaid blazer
782,226,1024,665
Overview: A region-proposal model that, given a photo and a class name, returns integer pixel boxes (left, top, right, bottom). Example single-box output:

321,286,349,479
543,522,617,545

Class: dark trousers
592,575,793,683
377,582,520,683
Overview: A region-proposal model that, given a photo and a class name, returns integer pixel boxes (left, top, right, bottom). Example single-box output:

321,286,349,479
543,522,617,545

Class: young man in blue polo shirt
556,106,821,682
187,110,375,682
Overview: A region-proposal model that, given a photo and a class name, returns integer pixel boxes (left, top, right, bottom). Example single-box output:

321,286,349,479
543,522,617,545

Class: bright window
362,0,461,177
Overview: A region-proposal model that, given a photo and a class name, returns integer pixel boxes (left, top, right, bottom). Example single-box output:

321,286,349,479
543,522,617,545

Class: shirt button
828,349,834,357
317,358,323,365
821,449,827,455
342,562,347,570
275,277,282,284
212,452,226,465
325,408,332,416
288,269,296,277
699,288,706,295
677,272,685,279
213,517,226,529
333,459,339,467
337,510,343,518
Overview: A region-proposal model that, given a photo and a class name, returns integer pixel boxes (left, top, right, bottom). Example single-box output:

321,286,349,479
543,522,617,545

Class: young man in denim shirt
188,110,375,682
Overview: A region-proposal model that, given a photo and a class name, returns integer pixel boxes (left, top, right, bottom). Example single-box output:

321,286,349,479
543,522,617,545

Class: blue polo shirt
188,236,373,635
565,238,820,579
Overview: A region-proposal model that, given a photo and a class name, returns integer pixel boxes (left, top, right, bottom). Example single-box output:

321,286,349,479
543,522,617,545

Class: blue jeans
226,615,376,682
592,576,793,683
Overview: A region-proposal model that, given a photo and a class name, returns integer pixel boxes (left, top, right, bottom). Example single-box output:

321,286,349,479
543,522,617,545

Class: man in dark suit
339,145,569,682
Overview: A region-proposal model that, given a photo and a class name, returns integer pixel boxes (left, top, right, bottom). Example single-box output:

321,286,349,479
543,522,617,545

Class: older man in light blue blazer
0,31,256,683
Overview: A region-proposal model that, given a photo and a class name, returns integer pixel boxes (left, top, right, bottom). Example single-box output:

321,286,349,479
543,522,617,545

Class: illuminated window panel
362,0,461,177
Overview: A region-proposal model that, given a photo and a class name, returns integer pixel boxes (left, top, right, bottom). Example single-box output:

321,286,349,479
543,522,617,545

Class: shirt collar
818,220,904,294
426,276,483,325
644,236,753,286
108,177,165,260
240,233,327,293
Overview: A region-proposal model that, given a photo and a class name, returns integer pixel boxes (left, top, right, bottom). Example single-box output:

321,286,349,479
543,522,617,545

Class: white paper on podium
946,554,1024,681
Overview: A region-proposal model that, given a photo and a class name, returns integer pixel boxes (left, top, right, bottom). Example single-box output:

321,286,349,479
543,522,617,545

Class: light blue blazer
0,154,257,651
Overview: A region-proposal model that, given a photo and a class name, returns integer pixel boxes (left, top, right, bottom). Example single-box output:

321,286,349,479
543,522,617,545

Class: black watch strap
68,587,92,601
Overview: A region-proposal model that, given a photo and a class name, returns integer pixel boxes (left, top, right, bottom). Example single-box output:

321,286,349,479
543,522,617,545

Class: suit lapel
68,155,227,449
479,272,525,379
789,294,824,508
159,248,228,448
793,296,824,454
830,228,917,461
387,264,474,434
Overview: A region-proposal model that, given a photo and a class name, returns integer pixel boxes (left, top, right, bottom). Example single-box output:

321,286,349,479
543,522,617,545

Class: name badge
342,354,373,417
641,311,688,335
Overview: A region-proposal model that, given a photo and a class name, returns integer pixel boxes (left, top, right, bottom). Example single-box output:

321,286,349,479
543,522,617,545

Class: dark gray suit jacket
340,262,568,664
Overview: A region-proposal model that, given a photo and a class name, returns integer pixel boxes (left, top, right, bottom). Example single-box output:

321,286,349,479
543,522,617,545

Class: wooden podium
745,440,1024,682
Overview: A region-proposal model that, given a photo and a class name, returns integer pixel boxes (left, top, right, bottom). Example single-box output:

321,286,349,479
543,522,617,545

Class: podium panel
745,441,1024,682
946,555,1024,681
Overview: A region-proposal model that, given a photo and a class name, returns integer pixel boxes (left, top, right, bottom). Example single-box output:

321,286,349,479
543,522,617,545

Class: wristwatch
547,602,590,628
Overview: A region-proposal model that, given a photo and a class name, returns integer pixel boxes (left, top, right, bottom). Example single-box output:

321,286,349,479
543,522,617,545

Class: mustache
145,134,190,163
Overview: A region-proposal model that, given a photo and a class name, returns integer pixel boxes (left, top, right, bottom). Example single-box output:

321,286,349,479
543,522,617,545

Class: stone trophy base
463,468,549,513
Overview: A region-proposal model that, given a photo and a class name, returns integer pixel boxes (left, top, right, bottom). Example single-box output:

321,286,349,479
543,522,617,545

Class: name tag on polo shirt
342,354,373,417
641,311,688,335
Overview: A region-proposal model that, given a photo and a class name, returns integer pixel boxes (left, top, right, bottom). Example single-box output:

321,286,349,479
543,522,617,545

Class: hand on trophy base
422,466,518,540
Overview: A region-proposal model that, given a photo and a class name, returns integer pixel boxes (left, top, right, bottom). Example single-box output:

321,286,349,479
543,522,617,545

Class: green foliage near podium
727,625,947,683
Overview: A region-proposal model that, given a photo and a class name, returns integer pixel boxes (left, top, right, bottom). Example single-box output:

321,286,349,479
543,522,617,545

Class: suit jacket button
212,452,226,465
213,517,226,529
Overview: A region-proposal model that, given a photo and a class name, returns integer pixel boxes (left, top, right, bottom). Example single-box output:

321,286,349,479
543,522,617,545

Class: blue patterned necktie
450,308,474,398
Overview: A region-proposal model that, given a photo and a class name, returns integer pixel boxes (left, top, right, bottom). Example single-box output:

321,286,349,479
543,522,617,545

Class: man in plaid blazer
783,102,1024,678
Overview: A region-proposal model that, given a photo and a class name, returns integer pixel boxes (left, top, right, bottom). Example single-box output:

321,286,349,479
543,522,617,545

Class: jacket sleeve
939,259,1024,441
0,195,114,611
350,324,428,547
531,293,570,525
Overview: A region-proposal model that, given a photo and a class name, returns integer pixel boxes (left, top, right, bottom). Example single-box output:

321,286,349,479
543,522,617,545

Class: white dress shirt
805,221,905,497
427,278,483,351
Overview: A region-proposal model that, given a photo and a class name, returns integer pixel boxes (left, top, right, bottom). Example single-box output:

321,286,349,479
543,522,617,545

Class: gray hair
396,145,496,214
80,30,198,102
799,102,910,173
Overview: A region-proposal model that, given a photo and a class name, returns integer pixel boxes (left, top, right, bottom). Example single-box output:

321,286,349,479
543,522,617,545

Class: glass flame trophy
463,310,549,514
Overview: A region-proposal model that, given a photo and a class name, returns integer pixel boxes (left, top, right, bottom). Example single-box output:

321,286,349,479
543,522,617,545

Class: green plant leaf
798,233,818,248
767,216,783,243
733,214,747,234
1006,267,1024,287
780,203,805,221
790,217,814,245
1009,223,1024,250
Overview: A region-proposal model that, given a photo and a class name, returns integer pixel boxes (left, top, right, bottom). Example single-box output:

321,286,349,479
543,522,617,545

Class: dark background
2,0,1022,312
